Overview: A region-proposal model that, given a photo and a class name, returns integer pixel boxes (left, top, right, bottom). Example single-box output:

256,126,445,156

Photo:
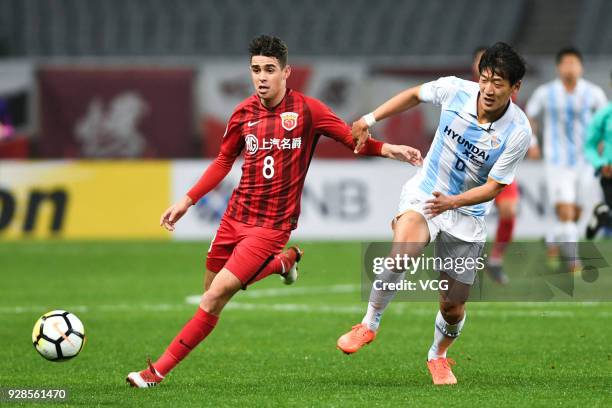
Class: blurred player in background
0,98,15,140
526,47,608,271
473,47,521,284
584,70,612,239
338,43,531,385
126,35,422,388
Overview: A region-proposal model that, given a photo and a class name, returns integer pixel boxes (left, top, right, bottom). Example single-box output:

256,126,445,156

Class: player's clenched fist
160,195,193,231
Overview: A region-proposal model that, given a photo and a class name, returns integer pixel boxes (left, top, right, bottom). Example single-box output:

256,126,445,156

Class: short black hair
478,42,526,86
556,47,583,64
248,35,288,67
472,46,488,59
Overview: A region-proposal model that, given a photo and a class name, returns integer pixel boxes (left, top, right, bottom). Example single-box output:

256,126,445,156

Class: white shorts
545,164,596,207
395,183,487,243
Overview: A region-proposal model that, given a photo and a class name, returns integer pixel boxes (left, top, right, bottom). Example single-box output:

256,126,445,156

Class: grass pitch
1,241,611,407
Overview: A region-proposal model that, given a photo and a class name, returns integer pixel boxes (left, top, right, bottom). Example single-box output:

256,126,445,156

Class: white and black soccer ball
32,310,86,361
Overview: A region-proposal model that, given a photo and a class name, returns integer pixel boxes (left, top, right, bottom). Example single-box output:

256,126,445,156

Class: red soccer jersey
189,89,384,231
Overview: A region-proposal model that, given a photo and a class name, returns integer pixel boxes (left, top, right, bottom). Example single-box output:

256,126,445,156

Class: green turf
1,241,611,407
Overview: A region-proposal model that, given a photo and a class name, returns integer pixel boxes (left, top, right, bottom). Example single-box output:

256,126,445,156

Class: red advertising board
39,67,194,158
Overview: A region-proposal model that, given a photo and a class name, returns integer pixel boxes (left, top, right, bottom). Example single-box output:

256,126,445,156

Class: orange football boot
426,358,457,385
336,323,376,354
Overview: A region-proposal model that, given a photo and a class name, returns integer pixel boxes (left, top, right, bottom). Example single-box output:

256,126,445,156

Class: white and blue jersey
405,76,532,217
526,78,608,168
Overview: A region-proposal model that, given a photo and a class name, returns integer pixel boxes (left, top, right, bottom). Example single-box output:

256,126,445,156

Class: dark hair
556,47,583,64
472,46,488,59
478,42,526,86
248,35,288,67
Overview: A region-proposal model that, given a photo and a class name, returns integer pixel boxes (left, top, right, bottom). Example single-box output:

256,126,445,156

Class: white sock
361,268,405,331
428,311,465,361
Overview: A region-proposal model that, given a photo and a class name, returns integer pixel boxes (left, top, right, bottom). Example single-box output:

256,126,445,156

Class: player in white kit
526,47,608,271
336,43,532,385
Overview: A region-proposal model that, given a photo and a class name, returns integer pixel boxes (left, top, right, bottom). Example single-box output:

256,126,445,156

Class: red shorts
495,180,520,203
206,215,291,284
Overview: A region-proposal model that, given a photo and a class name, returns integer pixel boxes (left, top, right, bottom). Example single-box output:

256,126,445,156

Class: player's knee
439,301,464,324
498,201,517,219
393,212,429,244
556,204,575,221
389,242,424,260
200,288,229,315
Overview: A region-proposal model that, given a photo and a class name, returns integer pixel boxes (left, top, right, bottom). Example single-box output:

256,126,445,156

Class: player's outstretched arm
380,143,423,166
352,86,422,153
423,178,506,218
160,195,193,232
306,95,421,164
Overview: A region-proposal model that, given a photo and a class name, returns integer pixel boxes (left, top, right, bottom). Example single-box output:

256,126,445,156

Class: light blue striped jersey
526,78,608,168
408,76,532,217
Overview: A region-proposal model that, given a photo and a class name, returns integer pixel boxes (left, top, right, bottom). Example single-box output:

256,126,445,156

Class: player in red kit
126,35,423,388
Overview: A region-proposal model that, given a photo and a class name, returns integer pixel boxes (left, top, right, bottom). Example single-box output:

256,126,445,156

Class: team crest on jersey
490,134,500,149
280,112,298,131
245,134,258,155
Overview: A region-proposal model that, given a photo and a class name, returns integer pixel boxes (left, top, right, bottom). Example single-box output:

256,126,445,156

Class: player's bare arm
527,144,541,160
160,195,193,232
423,178,506,218
352,86,422,153
308,96,422,166
526,118,541,159
380,143,423,166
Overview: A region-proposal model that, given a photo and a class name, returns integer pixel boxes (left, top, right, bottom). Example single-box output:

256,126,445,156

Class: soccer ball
32,310,86,361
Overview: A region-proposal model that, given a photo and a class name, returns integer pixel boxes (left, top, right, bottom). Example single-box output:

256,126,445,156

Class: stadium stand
0,0,527,56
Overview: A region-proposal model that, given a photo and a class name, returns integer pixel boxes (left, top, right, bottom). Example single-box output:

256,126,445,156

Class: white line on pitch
184,284,360,304
0,302,588,318
221,302,583,318
243,284,360,298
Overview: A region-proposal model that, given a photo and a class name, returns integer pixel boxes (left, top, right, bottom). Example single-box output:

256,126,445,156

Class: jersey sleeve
584,105,611,170
306,97,383,156
489,130,531,185
525,86,545,118
218,110,245,159
185,109,244,203
418,76,462,107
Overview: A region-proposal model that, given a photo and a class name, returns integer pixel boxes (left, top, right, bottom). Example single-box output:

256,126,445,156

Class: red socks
152,251,297,376
153,308,219,376
492,217,515,261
